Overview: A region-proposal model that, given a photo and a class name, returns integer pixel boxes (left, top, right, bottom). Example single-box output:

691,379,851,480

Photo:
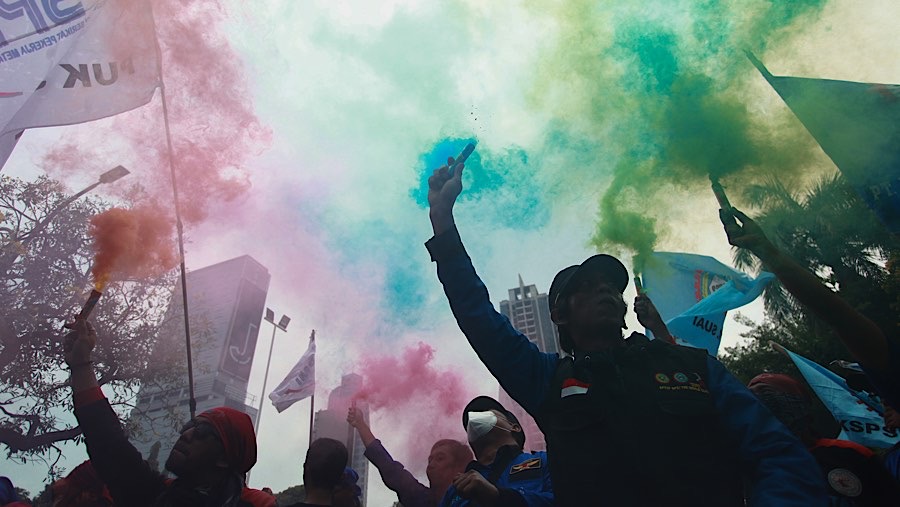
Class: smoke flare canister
449,142,476,176
634,276,644,295
710,179,733,211
78,290,102,320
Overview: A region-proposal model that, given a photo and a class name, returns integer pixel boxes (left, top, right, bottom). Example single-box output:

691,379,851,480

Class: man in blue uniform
441,396,553,507
425,157,827,506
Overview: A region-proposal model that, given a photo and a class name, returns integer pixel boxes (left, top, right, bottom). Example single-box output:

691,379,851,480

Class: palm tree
721,172,898,384
731,172,897,332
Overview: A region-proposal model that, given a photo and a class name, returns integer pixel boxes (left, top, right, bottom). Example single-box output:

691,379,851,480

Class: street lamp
20,165,131,246
1,165,130,274
255,307,291,431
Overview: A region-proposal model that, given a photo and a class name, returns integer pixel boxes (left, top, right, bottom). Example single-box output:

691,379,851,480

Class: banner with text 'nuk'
0,0,160,169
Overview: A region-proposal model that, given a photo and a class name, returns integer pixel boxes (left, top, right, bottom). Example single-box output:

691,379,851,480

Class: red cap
748,373,808,398
198,407,257,474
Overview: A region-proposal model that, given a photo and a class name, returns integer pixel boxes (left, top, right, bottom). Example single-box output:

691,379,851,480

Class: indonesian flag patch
561,378,590,398
510,457,542,474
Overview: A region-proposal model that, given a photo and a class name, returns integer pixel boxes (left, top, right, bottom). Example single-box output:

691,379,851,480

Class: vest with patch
535,334,743,507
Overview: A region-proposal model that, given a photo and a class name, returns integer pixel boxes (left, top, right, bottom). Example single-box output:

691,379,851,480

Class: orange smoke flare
89,205,178,288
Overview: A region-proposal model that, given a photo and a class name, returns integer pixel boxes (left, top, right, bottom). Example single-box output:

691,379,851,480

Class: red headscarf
198,407,258,474
51,460,113,506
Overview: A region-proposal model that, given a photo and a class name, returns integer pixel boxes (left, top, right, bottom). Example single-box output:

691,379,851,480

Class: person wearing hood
63,318,276,507
440,396,553,507
425,157,827,506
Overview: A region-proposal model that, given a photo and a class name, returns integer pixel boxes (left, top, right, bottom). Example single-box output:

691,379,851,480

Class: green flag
748,52,900,233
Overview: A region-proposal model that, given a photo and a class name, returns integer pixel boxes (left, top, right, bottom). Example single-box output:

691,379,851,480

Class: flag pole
308,393,315,445
308,329,316,445
150,4,196,419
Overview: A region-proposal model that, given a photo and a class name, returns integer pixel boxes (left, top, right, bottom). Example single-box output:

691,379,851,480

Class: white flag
0,0,160,168
269,331,316,413
0,130,23,169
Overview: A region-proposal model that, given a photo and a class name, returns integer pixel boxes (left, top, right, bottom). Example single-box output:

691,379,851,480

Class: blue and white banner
269,331,316,413
641,252,774,355
780,344,900,449
0,0,160,169
750,53,900,234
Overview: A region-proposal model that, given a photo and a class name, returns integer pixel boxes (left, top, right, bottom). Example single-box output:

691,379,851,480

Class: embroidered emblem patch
510,458,542,474
655,373,670,384
827,468,862,497
674,372,689,383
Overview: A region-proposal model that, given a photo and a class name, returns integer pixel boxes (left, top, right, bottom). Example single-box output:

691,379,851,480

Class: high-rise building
497,275,559,452
311,373,369,507
129,255,271,468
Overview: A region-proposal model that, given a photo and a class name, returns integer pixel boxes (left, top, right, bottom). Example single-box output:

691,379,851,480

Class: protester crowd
3,155,899,507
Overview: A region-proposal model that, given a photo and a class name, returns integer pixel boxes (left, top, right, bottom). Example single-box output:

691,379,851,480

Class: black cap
548,254,629,310
462,396,525,447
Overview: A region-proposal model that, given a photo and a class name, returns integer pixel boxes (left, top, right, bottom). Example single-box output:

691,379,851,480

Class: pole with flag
747,51,900,234
269,329,316,412
0,0,161,170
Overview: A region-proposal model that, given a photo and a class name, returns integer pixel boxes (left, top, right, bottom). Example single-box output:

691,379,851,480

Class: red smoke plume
89,204,177,289
41,0,271,224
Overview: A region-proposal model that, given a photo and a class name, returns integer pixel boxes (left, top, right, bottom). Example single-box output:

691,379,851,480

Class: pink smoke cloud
41,0,271,225
352,342,476,473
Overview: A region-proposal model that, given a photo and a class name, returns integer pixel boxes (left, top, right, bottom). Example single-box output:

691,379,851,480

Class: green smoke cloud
524,0,830,270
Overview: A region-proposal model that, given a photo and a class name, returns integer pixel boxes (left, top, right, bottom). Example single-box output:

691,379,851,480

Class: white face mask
466,411,505,442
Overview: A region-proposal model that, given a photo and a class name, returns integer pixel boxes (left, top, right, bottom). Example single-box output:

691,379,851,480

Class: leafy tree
722,173,899,381
0,175,179,476
275,484,306,505
14,487,31,502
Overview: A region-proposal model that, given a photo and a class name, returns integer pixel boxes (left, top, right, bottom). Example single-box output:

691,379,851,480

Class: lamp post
1,165,130,274
255,307,291,432
21,165,130,246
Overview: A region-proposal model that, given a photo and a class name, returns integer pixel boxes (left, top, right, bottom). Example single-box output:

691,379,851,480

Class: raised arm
65,318,100,393
426,157,557,413
347,406,376,448
634,292,676,344
427,156,464,237
349,410,430,507
720,208,890,372
64,318,163,504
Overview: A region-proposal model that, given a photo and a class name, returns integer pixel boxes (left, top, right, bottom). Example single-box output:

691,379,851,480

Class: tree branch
0,424,82,453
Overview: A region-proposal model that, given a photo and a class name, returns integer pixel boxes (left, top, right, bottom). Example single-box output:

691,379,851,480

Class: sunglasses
179,419,221,442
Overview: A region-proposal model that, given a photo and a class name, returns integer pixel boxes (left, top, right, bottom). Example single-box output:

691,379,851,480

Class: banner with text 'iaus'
641,252,773,355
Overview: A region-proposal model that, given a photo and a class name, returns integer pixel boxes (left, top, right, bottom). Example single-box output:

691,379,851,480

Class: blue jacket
440,446,553,507
426,226,828,506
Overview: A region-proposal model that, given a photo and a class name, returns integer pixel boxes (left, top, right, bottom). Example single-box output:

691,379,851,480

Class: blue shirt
440,446,553,507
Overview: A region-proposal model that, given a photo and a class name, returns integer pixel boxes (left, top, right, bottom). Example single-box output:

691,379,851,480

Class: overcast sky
4,0,899,504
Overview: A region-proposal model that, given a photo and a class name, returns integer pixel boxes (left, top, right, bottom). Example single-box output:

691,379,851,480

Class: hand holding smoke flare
709,177,733,212
448,142,476,176
710,177,744,234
